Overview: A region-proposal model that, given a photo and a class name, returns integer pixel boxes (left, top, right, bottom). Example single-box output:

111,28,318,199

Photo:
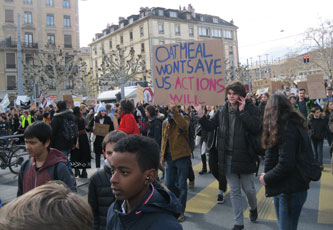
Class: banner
39,92,47,108
0,94,10,108
153,39,225,105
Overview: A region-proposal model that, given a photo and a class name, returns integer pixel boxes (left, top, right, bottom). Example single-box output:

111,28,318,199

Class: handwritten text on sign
153,40,225,105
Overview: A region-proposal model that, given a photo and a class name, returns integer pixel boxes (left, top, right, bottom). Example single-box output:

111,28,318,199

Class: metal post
247,59,251,94
258,55,261,79
17,13,23,95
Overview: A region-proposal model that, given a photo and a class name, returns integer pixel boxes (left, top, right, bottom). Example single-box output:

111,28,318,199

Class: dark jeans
208,147,227,192
188,160,195,182
311,138,323,165
274,190,307,230
327,133,333,158
165,156,190,212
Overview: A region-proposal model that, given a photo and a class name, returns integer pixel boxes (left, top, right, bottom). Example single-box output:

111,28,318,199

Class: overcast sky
79,0,332,65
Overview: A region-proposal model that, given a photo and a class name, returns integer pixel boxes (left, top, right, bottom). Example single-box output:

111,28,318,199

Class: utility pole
258,55,261,79
17,13,23,95
247,59,251,94
265,53,269,78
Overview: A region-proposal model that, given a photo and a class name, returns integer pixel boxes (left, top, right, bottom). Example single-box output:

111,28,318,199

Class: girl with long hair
260,93,310,230
117,99,140,135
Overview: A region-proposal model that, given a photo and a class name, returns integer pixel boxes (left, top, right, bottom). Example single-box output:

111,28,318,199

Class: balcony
0,40,17,48
23,42,38,49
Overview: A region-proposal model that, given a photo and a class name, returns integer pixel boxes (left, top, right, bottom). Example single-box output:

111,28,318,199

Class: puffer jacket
88,160,115,230
264,112,310,197
106,183,183,230
308,113,327,140
199,99,260,177
160,108,191,162
147,116,163,147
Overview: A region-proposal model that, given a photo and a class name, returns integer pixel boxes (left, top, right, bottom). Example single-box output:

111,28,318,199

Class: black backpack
296,126,322,182
62,118,78,145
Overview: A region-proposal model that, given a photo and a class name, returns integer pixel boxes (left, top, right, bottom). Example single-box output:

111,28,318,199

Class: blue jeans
60,149,72,171
311,138,323,165
274,191,307,230
165,156,190,212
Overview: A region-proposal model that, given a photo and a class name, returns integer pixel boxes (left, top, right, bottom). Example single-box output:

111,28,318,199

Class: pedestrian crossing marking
318,164,333,224
244,185,277,221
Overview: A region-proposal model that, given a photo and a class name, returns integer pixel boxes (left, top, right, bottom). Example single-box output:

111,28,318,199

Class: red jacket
117,112,140,135
17,148,76,196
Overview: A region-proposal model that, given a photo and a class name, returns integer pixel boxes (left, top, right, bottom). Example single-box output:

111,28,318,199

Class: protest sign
63,94,74,109
93,123,110,137
143,87,154,103
137,85,144,103
153,40,225,105
307,74,326,99
297,81,308,94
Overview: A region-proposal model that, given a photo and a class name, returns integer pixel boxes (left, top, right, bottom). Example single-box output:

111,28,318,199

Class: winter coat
106,184,183,230
264,112,310,197
17,148,76,196
308,114,327,140
117,113,140,135
88,160,115,230
199,99,260,176
147,116,163,147
160,108,191,162
294,97,314,118
51,109,76,151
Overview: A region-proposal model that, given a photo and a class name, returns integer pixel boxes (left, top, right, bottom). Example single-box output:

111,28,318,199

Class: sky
79,0,332,65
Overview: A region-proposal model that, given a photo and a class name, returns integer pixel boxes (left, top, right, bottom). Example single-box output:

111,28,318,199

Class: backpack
296,126,322,182
139,117,149,135
62,118,78,145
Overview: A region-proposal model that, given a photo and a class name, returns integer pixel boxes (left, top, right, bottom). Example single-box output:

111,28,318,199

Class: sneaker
177,212,185,222
199,169,207,175
189,180,195,189
232,225,244,230
250,208,258,222
217,194,224,204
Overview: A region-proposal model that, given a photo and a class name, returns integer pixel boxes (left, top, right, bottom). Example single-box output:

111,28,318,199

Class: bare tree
303,20,333,79
98,45,144,98
22,43,83,99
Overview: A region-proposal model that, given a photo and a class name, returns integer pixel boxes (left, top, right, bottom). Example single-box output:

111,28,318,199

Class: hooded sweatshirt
106,183,183,230
17,148,76,196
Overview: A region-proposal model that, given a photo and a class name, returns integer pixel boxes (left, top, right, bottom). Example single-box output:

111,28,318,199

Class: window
158,9,164,16
140,26,144,37
158,23,164,34
24,33,33,47
141,43,145,53
64,34,72,48
65,78,74,89
47,33,55,44
63,15,71,27
24,12,32,24
25,53,34,65
175,25,181,36
189,27,194,37
63,0,70,8
129,31,133,41
46,14,55,26
199,27,210,36
129,18,134,24
169,11,177,18
119,22,124,28
159,40,165,45
109,40,112,49
46,0,54,6
6,53,16,69
24,0,32,4
94,47,97,55
229,45,233,55
5,9,14,23
213,17,219,23
186,14,191,20
7,75,17,90
223,30,233,39
200,15,204,21
120,35,123,44
212,28,222,37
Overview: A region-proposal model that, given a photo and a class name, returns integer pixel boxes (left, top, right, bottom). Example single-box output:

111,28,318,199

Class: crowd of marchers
0,80,330,230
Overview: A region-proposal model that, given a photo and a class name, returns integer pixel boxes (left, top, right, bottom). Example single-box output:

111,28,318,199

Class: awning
97,86,137,101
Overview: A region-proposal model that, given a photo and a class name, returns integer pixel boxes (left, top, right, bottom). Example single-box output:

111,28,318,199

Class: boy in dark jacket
17,121,76,196
88,130,127,230
308,107,327,169
106,135,182,230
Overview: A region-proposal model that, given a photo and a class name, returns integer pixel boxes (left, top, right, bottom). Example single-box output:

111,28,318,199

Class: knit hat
98,106,106,112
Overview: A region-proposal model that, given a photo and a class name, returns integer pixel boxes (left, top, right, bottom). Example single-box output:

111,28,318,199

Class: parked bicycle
0,134,29,174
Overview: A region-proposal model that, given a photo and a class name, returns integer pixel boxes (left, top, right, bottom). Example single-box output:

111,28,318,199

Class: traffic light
303,56,310,63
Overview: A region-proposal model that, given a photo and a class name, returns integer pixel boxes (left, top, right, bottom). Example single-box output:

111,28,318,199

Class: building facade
0,0,80,101
90,5,239,93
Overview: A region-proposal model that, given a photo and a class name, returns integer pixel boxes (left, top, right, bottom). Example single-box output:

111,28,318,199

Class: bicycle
0,135,29,174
